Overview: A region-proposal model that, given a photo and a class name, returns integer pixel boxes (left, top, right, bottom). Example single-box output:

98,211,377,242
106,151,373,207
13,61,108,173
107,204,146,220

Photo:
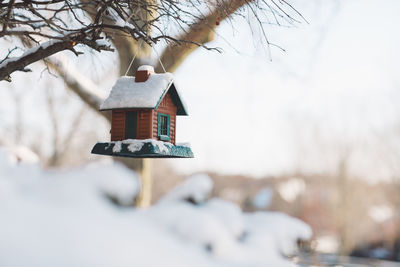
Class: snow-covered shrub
159,173,213,204
0,148,311,267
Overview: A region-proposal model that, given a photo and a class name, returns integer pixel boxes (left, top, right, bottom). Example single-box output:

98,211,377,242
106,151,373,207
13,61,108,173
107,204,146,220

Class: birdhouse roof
100,73,188,115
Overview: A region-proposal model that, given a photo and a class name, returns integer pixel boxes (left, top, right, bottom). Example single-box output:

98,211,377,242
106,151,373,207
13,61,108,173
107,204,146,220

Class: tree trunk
113,7,153,207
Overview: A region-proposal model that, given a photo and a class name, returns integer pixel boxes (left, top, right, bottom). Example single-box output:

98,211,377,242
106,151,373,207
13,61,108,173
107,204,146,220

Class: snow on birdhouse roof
100,72,188,115
137,65,155,72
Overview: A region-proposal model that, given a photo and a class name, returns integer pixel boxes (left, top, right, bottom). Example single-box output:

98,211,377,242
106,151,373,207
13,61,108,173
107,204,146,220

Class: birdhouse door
125,111,137,139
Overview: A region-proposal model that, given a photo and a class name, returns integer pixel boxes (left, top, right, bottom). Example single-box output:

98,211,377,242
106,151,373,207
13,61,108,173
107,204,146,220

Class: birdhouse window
157,113,170,141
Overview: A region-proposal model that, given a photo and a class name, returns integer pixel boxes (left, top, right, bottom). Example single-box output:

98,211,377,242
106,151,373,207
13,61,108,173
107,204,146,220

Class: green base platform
91,139,194,158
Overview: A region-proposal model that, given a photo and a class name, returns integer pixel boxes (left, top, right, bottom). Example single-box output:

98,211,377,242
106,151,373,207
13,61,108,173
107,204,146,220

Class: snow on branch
1,0,305,80
0,38,113,82
0,40,67,81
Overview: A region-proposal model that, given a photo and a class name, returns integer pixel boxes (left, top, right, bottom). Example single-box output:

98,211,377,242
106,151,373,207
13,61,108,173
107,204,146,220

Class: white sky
168,0,400,179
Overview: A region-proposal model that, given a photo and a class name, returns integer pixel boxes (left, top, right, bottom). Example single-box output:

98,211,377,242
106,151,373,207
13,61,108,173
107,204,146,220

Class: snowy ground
0,148,311,267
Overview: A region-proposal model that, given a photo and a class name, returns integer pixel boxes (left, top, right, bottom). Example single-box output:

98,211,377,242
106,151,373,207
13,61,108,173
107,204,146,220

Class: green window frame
157,113,170,141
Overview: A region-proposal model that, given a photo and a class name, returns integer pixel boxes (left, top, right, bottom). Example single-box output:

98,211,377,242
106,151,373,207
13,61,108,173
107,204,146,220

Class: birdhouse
91,65,194,158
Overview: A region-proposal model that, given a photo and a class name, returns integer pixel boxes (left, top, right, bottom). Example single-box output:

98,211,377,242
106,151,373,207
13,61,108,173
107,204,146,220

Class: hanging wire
152,46,166,73
124,39,144,76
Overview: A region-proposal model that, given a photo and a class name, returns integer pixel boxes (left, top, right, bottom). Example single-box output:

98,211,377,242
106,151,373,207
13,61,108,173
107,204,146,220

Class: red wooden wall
152,93,177,144
137,110,153,140
111,110,125,141
110,92,178,144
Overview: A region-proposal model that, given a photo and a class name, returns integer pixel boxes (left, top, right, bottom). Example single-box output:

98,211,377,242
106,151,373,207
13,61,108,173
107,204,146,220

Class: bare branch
0,0,304,79
0,46,20,64
155,0,247,72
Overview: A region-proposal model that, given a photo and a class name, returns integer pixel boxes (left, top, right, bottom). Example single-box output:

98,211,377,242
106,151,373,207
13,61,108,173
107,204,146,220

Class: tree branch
45,56,111,121
0,35,115,82
0,40,76,81
155,0,252,73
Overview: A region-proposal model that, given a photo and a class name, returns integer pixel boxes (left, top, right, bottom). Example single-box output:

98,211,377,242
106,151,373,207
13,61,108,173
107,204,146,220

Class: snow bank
0,149,311,267
244,212,312,256
159,173,213,203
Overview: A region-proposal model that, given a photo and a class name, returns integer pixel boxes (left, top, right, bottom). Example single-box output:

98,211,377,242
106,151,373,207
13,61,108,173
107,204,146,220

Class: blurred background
1,0,400,263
